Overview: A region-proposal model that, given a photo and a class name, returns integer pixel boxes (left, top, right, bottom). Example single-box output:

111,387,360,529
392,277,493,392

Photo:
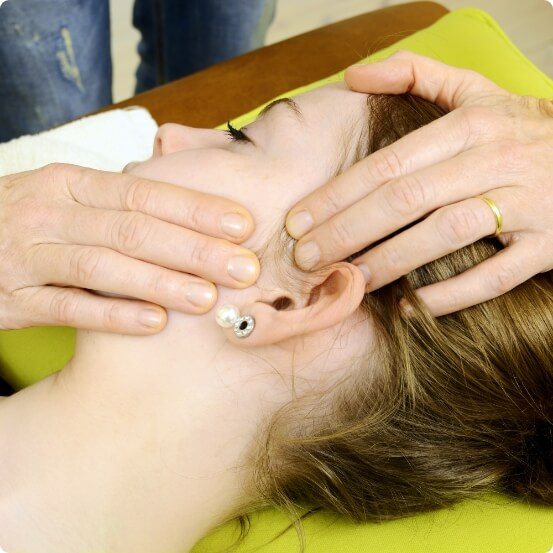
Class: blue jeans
0,0,276,143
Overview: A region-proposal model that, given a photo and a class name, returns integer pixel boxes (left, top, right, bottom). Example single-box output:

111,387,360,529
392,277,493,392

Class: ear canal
218,263,367,347
272,296,293,311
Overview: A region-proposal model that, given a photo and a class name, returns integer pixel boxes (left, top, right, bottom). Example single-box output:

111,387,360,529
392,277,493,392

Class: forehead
241,81,367,125
250,82,368,163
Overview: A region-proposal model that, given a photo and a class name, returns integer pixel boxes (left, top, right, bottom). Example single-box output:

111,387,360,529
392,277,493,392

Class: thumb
345,50,505,110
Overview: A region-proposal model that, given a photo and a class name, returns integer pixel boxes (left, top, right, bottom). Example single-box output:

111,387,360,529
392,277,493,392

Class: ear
222,262,367,347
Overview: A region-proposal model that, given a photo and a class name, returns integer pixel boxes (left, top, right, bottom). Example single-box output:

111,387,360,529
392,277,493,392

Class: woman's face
76,83,371,401
127,82,368,256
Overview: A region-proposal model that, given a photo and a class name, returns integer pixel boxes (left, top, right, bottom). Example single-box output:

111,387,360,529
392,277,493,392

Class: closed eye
226,121,253,144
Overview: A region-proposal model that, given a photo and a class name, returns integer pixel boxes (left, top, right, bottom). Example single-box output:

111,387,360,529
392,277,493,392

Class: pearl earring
215,304,255,339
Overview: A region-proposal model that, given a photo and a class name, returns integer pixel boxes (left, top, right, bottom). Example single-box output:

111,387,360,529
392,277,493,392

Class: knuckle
182,200,208,231
69,247,103,285
102,302,123,329
112,212,152,254
390,49,413,61
318,185,344,218
39,162,80,184
150,270,177,298
187,236,214,268
441,287,464,315
460,105,496,137
330,218,356,250
492,140,528,174
436,205,479,246
4,288,40,329
372,147,406,180
39,162,64,180
379,243,402,272
123,177,154,212
384,176,426,215
49,292,78,325
489,263,520,295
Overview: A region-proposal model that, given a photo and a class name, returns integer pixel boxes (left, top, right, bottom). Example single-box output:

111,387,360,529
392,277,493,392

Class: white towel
0,106,159,177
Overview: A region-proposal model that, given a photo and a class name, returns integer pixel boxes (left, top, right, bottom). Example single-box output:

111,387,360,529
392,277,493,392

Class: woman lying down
0,82,551,553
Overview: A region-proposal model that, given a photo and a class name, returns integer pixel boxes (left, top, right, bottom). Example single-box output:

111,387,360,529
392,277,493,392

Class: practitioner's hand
0,164,258,333
286,51,553,317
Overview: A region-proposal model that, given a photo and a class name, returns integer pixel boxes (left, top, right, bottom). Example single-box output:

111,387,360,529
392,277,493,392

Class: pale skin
0,164,259,335
0,84,373,553
287,52,553,317
1,57,551,551
1,52,551,332
0,52,553,335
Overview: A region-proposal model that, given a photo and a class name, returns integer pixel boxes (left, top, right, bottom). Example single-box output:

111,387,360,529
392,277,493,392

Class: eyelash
226,121,251,143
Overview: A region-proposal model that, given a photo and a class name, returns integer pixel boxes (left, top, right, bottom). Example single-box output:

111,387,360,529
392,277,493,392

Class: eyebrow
258,97,302,120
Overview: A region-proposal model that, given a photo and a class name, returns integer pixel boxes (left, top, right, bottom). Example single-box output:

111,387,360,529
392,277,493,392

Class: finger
54,164,254,242
403,238,541,317
57,206,260,288
286,108,500,240
345,51,505,110
354,193,517,291
292,144,523,269
30,244,219,314
17,285,167,334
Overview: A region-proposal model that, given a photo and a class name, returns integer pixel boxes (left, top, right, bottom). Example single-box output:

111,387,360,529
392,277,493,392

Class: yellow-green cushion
0,7,552,552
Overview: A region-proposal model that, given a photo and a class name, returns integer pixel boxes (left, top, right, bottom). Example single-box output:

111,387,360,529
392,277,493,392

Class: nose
153,123,222,157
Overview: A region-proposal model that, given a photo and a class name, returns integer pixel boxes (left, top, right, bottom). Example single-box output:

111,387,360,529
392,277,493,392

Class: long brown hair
251,93,553,534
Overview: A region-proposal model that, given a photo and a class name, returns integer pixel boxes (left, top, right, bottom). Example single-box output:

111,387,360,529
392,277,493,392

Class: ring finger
294,144,525,270
354,190,520,292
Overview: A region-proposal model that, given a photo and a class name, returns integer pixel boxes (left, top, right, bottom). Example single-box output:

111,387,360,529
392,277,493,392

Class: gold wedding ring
476,195,503,237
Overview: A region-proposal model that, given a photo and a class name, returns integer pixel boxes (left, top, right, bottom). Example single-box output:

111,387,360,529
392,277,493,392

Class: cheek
127,151,325,248
127,151,284,234
129,149,260,203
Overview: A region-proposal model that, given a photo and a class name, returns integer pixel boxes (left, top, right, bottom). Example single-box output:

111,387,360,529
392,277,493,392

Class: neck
0,330,270,553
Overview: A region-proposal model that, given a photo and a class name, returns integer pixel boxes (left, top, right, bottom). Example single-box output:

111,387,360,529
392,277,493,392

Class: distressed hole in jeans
56,27,85,92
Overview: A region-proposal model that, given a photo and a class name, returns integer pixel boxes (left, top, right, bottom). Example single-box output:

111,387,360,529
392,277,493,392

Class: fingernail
227,255,259,284
286,210,314,238
221,213,248,239
295,241,321,270
186,282,215,309
357,263,371,283
138,309,163,328
399,299,414,317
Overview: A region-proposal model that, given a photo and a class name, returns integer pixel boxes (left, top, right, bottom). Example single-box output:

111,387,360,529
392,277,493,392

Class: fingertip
294,239,321,271
227,253,261,288
221,210,255,242
238,208,255,240
285,211,300,239
399,298,415,319
137,306,168,332
345,60,394,92
286,209,314,239
184,281,218,313
344,64,370,89
344,63,367,78
355,263,371,285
